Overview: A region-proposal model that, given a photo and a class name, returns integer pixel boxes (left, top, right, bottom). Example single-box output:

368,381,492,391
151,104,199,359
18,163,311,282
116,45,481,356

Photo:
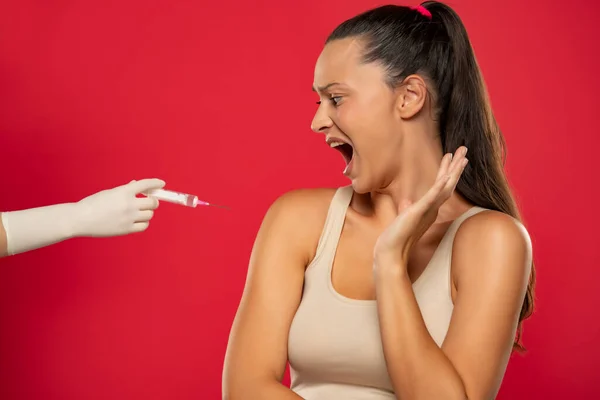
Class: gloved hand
1,178,165,256
73,178,165,237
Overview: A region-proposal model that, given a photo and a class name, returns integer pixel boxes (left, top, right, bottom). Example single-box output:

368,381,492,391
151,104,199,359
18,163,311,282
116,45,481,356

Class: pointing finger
129,178,166,194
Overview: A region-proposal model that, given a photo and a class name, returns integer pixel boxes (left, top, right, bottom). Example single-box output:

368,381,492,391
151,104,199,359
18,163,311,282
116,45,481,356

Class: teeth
329,142,344,148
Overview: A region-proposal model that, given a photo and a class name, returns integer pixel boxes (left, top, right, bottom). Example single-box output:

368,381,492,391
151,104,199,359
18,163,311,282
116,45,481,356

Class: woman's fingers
429,147,468,208
403,146,469,215
444,147,468,191
436,152,453,180
417,173,451,212
449,146,468,175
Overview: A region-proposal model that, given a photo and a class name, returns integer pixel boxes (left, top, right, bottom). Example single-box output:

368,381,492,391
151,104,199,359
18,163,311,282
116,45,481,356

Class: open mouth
326,137,355,175
333,142,354,165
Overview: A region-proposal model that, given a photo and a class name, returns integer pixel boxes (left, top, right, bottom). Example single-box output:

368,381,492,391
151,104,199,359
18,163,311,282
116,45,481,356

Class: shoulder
455,209,532,253
265,187,338,220
452,209,532,287
259,187,341,261
265,188,336,225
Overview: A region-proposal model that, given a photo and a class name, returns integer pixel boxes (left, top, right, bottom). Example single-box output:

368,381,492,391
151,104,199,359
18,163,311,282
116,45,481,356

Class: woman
0,178,164,257
223,2,535,399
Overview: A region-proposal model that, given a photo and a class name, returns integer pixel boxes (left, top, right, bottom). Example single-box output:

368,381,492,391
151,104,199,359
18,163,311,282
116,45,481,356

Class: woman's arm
222,189,332,400
375,211,532,400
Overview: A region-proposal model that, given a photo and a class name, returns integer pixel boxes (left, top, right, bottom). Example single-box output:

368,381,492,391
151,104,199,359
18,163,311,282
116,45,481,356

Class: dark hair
327,1,535,352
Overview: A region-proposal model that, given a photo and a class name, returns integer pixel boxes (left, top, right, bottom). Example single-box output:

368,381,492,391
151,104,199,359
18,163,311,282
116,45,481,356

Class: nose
311,105,333,134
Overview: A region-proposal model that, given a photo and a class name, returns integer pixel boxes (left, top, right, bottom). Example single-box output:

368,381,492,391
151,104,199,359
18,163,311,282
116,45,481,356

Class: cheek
336,101,397,165
337,102,389,140
360,128,401,179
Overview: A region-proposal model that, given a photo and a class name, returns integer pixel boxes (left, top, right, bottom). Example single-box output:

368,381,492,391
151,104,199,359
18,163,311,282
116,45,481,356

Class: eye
330,96,342,105
315,96,342,106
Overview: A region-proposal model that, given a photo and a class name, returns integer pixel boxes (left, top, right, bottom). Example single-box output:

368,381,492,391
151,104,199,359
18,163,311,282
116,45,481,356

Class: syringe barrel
146,189,198,207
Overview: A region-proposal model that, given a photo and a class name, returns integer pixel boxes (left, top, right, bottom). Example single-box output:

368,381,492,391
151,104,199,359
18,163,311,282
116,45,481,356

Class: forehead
313,38,384,90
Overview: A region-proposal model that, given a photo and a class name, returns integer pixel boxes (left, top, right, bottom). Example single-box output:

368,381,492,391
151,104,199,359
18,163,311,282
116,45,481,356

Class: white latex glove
1,178,165,256
73,178,165,237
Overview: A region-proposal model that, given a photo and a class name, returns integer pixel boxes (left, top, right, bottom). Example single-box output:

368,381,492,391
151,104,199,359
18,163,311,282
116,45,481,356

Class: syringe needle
195,199,230,210
206,203,230,210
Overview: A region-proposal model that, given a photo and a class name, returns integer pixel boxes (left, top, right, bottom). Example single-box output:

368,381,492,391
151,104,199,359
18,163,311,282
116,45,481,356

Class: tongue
333,143,354,175
343,157,353,176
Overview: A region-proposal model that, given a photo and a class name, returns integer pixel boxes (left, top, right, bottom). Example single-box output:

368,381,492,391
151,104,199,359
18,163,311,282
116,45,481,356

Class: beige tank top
287,185,486,399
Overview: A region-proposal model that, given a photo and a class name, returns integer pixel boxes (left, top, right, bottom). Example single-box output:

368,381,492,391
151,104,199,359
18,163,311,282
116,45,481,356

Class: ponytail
423,1,535,351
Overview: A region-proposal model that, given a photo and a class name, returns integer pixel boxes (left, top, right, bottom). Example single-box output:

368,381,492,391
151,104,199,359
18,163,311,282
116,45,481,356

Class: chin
349,169,391,195
349,176,373,195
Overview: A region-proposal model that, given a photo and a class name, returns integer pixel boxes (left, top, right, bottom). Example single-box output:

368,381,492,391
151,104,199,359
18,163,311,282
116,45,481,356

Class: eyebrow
312,82,343,92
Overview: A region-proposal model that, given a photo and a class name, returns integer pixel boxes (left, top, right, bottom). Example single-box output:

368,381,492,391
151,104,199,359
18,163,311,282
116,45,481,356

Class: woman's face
311,37,405,193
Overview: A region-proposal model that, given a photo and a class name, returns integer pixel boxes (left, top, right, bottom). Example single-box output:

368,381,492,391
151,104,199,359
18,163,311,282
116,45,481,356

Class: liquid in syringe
145,188,228,209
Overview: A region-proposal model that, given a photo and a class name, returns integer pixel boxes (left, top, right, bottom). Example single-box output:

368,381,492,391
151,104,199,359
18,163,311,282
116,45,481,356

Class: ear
395,74,428,119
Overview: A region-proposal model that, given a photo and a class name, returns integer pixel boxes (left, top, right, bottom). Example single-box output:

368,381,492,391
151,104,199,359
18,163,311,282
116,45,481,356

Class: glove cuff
2,203,79,256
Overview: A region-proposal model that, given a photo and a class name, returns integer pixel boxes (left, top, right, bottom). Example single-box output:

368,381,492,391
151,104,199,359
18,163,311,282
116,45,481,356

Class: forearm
0,213,8,257
375,266,466,400
0,203,80,257
224,379,304,400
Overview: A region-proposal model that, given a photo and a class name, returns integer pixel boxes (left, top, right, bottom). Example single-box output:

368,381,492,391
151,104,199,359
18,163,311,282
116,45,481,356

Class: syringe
145,188,229,209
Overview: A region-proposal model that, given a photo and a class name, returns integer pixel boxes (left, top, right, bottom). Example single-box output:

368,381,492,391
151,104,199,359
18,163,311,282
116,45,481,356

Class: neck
371,132,442,212
352,125,473,223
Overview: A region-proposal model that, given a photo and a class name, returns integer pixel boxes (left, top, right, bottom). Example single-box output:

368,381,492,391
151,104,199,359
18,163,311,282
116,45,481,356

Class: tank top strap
413,206,489,293
309,186,353,270
435,206,489,255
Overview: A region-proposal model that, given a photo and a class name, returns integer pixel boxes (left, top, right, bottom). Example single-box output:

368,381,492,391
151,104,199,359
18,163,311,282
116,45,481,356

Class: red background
1,0,598,398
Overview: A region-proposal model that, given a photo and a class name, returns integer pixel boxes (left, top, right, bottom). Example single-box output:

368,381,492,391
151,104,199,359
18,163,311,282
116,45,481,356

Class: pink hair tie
411,5,432,19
